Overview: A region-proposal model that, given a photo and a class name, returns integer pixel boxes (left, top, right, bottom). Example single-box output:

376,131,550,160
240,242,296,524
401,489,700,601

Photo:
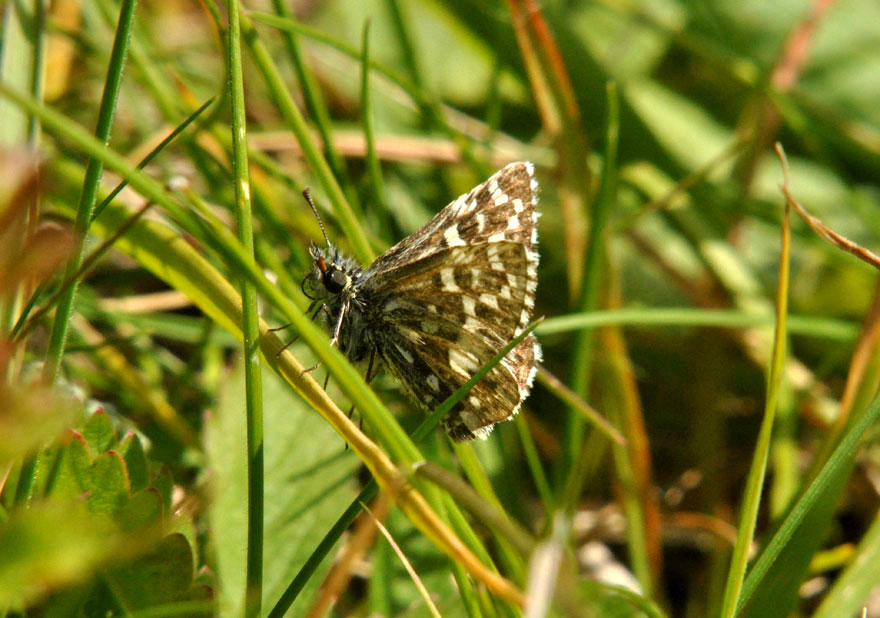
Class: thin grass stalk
42,0,137,382
738,390,880,613
537,308,858,340
718,153,792,618
227,1,264,615
90,97,216,222
514,413,554,515
238,11,374,265
360,21,386,211
270,0,352,194
268,322,540,615
452,446,528,579
6,86,516,609
563,82,619,501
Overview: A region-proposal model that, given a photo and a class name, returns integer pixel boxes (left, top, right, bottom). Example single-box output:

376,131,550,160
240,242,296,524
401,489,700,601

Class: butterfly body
304,161,541,441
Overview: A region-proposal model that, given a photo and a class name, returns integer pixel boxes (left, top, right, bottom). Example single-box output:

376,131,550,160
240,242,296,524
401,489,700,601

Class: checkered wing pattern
363,162,541,440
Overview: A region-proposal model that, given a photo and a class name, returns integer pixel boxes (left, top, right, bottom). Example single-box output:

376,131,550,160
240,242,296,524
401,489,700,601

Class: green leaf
0,500,117,606
103,533,196,610
83,451,130,515
151,465,174,513
82,409,116,456
119,431,150,493
117,488,164,533
52,432,93,498
207,352,359,617
0,382,80,469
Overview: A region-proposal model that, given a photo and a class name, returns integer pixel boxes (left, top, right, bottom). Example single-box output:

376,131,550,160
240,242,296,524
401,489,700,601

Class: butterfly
303,162,541,441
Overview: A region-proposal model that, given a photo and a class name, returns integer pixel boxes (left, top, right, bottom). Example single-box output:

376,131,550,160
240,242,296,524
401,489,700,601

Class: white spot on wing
444,224,465,247
427,374,440,391
488,232,506,243
462,297,476,317
396,343,414,364
507,214,519,230
479,293,499,310
440,268,460,292
449,349,479,376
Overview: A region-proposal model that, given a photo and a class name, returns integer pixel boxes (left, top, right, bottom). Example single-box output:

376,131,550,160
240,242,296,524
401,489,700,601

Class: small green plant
1,400,210,614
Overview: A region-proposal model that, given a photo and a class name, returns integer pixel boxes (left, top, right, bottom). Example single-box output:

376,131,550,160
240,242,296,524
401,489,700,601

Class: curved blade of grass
537,308,858,341
91,96,215,223
239,11,372,264
737,390,880,615
564,81,618,486
12,98,215,339
42,0,138,382
718,141,793,618
268,320,541,616
10,83,523,609
360,20,387,211
269,0,352,195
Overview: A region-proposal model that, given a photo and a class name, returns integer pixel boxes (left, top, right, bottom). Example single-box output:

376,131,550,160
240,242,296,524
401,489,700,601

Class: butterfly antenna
303,188,332,248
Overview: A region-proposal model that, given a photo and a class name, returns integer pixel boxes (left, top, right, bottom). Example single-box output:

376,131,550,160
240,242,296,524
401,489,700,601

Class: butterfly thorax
304,243,375,362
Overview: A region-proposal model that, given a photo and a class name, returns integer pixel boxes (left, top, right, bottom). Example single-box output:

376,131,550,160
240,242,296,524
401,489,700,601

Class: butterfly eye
323,268,347,294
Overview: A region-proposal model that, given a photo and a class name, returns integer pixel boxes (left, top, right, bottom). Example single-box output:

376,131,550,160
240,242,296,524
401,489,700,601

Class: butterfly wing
362,162,540,440
367,162,539,278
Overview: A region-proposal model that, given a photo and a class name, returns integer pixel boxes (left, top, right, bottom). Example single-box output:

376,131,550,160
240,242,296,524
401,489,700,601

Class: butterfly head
305,243,363,300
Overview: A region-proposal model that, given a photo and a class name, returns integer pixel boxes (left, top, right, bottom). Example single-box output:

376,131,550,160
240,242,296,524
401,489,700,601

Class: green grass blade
240,11,373,264
564,81,618,482
737,391,880,614
91,96,216,223
360,20,386,211
269,0,352,194
267,320,540,616
812,507,880,618
42,0,138,382
537,308,858,341
719,162,792,618
227,0,264,615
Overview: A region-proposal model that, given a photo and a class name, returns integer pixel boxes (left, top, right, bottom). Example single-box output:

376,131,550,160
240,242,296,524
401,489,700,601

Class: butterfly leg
328,301,348,348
